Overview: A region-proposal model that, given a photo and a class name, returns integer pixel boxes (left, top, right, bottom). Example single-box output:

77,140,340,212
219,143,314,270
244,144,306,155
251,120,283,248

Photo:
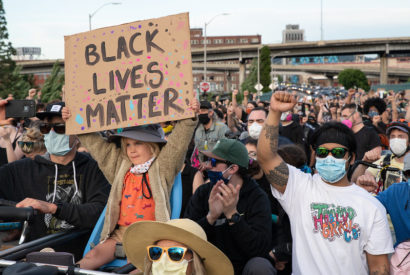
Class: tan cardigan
78,118,197,242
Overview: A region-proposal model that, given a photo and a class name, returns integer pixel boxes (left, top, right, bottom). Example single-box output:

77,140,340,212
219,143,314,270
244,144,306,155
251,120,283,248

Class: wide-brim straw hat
123,219,233,275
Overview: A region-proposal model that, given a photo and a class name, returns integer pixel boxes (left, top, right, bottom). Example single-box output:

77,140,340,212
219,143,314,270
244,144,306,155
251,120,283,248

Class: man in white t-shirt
257,91,394,275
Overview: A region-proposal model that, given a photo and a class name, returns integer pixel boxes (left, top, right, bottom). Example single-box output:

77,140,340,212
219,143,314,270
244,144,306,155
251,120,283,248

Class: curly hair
363,97,386,115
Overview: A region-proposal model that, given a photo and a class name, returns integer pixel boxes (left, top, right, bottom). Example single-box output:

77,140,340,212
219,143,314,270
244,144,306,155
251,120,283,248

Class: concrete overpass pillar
226,71,232,93
380,54,388,84
325,74,334,87
239,61,246,92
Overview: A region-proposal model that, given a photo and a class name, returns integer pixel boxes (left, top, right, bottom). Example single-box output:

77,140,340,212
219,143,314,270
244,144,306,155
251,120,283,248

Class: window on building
225,39,235,44
240,38,249,43
214,39,223,44
251,38,259,44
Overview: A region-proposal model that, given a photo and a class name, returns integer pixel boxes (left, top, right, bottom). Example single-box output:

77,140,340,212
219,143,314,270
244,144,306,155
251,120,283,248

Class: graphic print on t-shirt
311,202,361,242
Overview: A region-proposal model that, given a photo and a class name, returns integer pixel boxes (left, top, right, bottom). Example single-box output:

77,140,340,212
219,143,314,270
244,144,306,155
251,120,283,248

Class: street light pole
89,2,122,31
257,46,260,100
203,13,229,84
320,0,323,40
270,51,290,90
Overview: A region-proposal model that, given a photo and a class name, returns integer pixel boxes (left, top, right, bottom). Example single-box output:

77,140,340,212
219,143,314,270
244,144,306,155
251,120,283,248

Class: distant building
282,24,304,43
190,28,261,93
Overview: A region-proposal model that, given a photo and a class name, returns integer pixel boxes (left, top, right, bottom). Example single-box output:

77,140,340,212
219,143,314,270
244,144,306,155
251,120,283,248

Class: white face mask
152,253,190,275
248,122,263,139
389,138,408,156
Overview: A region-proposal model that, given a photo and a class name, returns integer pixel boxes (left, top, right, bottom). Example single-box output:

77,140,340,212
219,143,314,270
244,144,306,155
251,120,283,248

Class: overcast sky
4,0,410,59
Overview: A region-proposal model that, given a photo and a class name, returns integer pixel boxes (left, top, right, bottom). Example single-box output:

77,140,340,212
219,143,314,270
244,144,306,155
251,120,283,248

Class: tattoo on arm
371,264,389,275
264,124,279,153
266,161,289,187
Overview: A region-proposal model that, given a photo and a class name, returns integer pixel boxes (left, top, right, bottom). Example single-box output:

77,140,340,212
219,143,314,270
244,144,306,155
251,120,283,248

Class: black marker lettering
164,88,184,115
129,32,143,56
147,61,163,89
106,100,120,126
85,44,100,65
146,29,164,53
132,93,148,118
93,73,106,95
148,91,161,118
101,41,116,62
86,103,104,127
117,36,130,59
116,95,131,122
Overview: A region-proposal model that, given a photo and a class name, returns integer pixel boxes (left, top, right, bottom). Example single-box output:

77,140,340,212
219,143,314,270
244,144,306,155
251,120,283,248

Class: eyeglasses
147,246,191,263
39,123,66,134
18,141,35,153
316,147,348,159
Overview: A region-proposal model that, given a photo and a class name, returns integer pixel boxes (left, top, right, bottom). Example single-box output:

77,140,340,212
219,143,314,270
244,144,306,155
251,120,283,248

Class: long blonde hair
143,250,207,275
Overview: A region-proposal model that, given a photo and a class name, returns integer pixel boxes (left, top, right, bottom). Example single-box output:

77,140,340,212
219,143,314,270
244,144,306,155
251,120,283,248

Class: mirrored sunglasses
316,147,348,159
147,246,191,263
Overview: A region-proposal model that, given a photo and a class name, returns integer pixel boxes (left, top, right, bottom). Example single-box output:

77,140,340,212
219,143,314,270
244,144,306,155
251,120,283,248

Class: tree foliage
241,58,257,94
338,68,370,91
260,46,271,93
0,1,32,99
40,61,64,103
241,46,273,95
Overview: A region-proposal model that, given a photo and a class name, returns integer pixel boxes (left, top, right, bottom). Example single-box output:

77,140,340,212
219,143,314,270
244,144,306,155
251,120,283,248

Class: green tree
0,1,32,99
338,68,370,91
241,58,257,94
260,46,271,93
41,61,64,103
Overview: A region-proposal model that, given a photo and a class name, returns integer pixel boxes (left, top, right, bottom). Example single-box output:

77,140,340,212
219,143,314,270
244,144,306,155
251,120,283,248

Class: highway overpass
191,36,410,84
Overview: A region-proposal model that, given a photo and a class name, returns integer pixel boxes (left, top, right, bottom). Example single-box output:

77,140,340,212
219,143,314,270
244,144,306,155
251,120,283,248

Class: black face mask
198,113,211,125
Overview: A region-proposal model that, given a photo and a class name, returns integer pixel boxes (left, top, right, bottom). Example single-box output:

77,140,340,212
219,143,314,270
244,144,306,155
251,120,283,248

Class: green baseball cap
201,139,249,169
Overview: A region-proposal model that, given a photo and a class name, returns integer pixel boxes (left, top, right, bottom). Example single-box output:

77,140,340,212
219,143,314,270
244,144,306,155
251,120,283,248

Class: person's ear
349,152,356,166
208,110,214,118
230,164,239,175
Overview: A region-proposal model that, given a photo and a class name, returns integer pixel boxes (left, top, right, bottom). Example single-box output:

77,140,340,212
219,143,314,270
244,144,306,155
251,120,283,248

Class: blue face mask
315,156,348,183
44,130,72,156
207,166,232,185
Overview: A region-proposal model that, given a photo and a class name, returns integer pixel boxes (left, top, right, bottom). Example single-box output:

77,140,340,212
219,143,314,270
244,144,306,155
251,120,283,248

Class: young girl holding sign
62,98,199,270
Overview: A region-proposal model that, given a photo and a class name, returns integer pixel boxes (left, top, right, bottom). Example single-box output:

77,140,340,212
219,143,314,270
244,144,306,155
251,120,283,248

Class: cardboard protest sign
64,13,194,135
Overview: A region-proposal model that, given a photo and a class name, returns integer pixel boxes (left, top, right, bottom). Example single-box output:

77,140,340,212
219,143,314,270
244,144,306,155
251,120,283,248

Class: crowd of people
0,86,409,275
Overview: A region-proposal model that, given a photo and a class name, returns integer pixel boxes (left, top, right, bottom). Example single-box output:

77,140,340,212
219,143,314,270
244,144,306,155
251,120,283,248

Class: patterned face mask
130,157,156,174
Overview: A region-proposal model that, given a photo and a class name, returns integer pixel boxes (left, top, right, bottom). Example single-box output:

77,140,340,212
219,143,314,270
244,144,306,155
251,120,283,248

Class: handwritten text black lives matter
65,14,193,134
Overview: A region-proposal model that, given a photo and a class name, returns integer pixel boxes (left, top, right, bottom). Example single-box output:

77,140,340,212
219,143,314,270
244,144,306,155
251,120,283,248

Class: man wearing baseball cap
0,101,110,250
184,139,275,274
352,120,410,190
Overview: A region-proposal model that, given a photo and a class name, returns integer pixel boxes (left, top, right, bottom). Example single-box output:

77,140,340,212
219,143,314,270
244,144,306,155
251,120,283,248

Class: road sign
269,83,278,90
200,82,210,93
254,83,263,91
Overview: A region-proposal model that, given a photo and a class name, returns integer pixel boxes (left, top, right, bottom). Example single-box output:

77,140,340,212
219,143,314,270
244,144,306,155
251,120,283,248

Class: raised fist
269,91,297,113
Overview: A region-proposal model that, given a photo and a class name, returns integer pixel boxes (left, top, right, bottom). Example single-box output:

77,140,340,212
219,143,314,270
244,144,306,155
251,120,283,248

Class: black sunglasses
17,141,35,153
316,147,348,159
39,123,66,135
